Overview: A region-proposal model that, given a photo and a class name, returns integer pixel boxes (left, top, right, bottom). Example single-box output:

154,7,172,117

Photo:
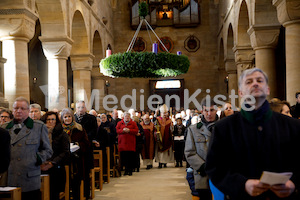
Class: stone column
273,0,300,102
233,46,255,80
0,57,7,95
40,37,73,110
225,58,238,107
248,25,281,99
233,46,255,107
0,57,9,108
91,66,106,113
71,54,94,107
0,10,37,108
225,58,238,94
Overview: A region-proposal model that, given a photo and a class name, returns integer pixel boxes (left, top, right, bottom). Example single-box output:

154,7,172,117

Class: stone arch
35,0,67,36
28,19,48,108
92,30,103,67
71,10,89,54
253,0,278,25
227,23,234,59
218,38,228,95
219,38,225,70
237,0,251,47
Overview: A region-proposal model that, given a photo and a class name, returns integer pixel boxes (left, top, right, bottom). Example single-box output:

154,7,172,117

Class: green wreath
100,52,190,78
139,1,148,18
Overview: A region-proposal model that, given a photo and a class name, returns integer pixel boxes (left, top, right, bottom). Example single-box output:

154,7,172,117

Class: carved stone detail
233,46,255,64
0,9,37,40
224,58,237,73
273,0,300,26
70,54,95,71
40,37,74,59
248,25,281,49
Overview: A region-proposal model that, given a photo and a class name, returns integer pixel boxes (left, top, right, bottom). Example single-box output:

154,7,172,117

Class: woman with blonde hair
60,108,91,200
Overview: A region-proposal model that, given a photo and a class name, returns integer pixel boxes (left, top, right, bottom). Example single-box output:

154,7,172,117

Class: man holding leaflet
206,68,300,200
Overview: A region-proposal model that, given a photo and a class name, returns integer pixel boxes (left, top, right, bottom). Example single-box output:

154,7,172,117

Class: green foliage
139,1,149,18
100,52,190,78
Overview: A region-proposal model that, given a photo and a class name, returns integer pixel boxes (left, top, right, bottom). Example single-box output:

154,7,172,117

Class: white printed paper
260,171,293,185
174,136,185,141
70,143,80,153
0,187,18,191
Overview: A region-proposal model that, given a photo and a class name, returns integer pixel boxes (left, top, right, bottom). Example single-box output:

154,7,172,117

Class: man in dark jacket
206,68,300,200
290,91,300,119
0,127,10,173
75,100,97,199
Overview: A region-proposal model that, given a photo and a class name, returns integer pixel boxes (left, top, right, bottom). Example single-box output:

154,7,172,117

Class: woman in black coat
173,117,186,167
41,111,70,200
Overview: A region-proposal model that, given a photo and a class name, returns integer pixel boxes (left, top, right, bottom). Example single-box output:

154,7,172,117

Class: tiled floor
93,163,192,200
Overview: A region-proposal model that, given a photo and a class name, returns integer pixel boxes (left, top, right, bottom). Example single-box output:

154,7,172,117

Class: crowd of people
0,68,300,200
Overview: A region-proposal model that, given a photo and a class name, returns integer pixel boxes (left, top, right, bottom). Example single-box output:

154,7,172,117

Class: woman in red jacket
116,111,138,176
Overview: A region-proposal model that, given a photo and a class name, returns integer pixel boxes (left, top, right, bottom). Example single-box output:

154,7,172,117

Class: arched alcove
218,38,227,95
71,11,89,54
227,24,234,59
36,0,67,36
237,1,250,47
28,20,47,108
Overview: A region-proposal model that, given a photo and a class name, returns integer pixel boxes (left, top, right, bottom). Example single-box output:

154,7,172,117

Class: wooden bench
40,174,50,200
59,165,70,200
113,144,121,177
93,150,103,191
103,147,111,183
0,187,21,200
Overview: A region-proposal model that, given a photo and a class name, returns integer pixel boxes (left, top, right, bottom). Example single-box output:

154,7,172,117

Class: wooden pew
93,150,103,191
40,174,50,200
0,187,21,200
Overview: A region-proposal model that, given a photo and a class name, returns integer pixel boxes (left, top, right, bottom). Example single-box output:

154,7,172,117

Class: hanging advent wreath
100,52,189,78
99,1,190,78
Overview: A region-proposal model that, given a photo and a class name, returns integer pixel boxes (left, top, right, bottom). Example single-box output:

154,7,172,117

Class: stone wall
92,0,227,111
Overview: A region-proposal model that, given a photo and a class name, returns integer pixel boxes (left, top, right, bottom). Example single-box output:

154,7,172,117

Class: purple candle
177,51,182,55
152,43,158,54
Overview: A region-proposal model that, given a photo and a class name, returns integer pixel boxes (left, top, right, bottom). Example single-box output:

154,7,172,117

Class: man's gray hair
14,97,30,109
100,113,107,118
60,108,75,122
238,68,269,89
30,103,41,111
123,111,131,117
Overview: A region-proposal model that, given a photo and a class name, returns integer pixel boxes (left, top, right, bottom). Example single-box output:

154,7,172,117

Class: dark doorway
149,79,184,111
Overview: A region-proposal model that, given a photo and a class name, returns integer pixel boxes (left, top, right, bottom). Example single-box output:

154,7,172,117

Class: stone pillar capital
0,9,37,41
224,58,237,73
233,46,254,63
273,0,300,26
248,25,281,50
0,57,7,64
70,54,95,71
39,36,74,60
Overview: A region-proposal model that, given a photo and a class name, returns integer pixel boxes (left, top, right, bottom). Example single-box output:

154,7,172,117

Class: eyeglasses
13,107,29,111
46,118,56,121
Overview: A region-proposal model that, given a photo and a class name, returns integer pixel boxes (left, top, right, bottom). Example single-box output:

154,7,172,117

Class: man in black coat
206,68,300,200
75,100,97,199
0,127,10,173
290,91,300,119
